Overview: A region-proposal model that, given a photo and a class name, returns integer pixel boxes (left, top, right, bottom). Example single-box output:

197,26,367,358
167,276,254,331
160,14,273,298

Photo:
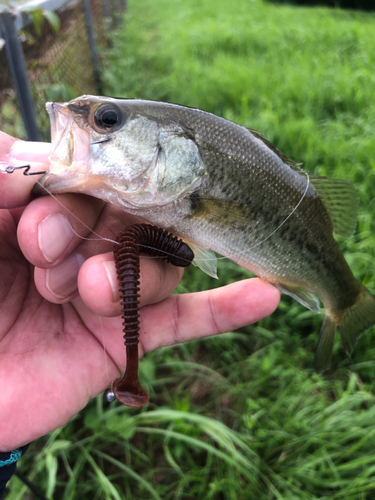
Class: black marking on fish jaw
68,102,92,126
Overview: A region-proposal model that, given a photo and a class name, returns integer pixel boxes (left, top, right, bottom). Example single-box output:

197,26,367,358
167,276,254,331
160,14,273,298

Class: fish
34,94,375,372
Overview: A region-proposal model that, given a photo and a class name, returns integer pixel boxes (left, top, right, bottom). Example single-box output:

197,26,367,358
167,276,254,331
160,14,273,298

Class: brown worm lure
106,224,194,408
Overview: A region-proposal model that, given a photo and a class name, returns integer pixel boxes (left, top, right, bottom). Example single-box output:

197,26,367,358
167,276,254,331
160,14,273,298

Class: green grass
8,0,375,498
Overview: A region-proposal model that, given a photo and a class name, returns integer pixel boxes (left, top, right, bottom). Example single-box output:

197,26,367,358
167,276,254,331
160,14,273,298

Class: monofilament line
35,180,117,245
246,171,310,252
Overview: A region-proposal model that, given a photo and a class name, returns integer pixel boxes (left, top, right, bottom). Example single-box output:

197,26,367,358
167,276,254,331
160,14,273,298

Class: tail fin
315,284,375,373
340,285,375,358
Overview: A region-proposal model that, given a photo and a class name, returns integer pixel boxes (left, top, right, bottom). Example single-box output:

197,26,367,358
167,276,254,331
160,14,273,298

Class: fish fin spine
310,177,359,237
247,128,302,169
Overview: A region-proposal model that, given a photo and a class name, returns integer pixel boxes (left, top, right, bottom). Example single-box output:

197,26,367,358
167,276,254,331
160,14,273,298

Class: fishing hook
4,165,48,175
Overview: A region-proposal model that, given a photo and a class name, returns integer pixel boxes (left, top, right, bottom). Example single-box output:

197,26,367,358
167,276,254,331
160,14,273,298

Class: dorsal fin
247,128,303,170
310,176,359,237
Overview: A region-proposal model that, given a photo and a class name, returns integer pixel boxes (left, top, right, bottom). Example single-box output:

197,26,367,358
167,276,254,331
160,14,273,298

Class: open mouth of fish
34,102,155,207
34,100,204,210
34,102,93,192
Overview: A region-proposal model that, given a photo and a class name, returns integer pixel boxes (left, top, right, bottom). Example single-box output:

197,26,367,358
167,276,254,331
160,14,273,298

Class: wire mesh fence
0,0,125,140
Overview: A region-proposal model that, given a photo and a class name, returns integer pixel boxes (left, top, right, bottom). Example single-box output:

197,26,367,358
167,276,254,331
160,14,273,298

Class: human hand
0,131,280,451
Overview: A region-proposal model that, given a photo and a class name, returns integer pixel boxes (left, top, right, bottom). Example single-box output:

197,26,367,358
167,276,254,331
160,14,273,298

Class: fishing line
135,172,311,265
33,179,199,266
98,314,111,380
35,181,199,266
35,179,117,245
238,171,310,254
197,171,311,265
3,164,114,244
35,178,215,265
34,171,309,268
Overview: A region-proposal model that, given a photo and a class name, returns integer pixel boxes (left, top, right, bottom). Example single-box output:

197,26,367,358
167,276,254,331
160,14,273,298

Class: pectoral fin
180,237,218,279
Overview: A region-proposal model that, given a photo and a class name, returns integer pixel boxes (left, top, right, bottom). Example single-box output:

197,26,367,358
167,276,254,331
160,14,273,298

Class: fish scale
34,95,375,372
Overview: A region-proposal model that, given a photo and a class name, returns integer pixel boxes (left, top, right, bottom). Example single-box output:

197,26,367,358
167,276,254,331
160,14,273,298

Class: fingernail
38,214,74,263
102,261,119,302
46,252,85,299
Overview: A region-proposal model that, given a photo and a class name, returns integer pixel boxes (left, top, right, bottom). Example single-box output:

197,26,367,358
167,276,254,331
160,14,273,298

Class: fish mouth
32,100,152,205
33,96,206,211
33,101,93,195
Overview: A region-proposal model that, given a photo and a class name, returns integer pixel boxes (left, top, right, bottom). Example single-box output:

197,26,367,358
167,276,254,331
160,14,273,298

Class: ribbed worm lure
104,224,194,408
5,167,193,407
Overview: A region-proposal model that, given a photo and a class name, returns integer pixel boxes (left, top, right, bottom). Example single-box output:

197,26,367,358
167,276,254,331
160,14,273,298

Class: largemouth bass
35,95,375,371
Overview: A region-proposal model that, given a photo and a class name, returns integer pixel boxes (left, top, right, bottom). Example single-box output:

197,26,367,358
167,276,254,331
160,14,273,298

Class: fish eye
94,104,122,131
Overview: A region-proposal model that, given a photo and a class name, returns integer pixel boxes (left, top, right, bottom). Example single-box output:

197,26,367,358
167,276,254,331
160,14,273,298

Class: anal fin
274,283,321,313
315,313,338,372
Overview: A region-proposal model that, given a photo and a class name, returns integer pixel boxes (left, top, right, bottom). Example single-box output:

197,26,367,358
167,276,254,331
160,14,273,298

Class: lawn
8,0,375,498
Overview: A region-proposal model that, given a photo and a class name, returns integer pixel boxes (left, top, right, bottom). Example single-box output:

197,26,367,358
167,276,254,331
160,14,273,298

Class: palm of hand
0,194,193,450
0,133,280,451
0,208,125,449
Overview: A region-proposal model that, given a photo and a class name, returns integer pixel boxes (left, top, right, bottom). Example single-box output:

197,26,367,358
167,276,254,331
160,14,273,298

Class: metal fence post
102,0,111,20
0,11,42,141
118,0,126,12
82,0,102,94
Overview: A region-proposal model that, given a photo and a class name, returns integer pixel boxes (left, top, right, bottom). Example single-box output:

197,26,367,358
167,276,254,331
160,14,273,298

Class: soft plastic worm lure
104,224,194,408
5,162,195,407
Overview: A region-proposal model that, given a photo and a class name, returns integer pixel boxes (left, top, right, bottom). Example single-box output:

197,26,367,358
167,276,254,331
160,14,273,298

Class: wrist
0,445,29,467
0,445,29,499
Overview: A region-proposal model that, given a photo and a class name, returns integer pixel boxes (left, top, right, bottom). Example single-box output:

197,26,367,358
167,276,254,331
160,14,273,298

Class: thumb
0,132,51,209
